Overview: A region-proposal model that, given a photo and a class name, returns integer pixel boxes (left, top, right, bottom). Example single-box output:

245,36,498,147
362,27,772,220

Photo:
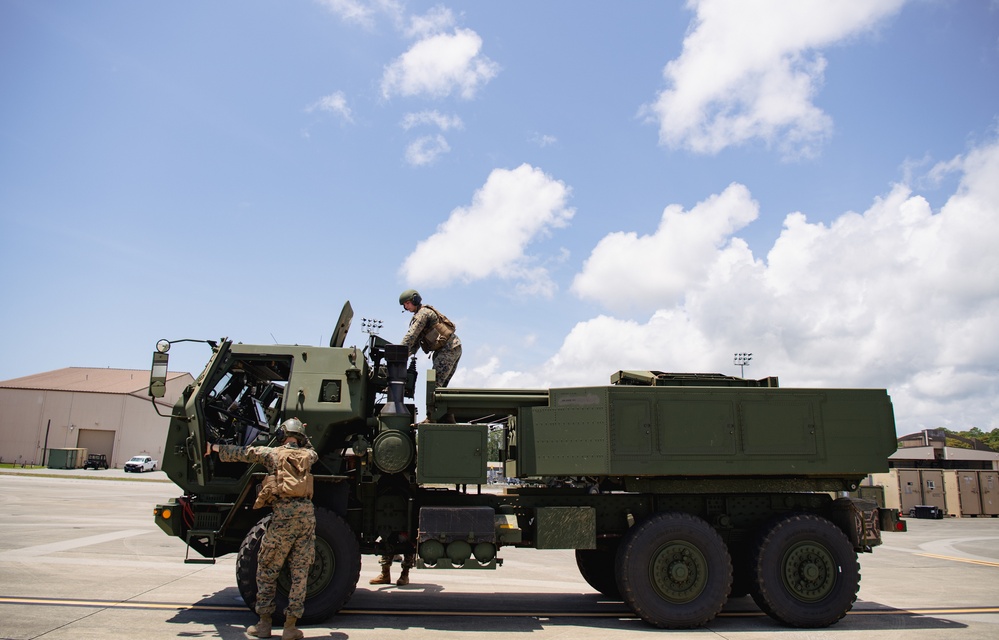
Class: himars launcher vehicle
148,303,902,629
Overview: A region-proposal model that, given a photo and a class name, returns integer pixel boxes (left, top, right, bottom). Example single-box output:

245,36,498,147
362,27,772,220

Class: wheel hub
782,541,836,602
651,541,707,603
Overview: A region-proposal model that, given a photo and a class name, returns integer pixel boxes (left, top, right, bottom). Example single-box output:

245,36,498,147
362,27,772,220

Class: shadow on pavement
163,584,969,635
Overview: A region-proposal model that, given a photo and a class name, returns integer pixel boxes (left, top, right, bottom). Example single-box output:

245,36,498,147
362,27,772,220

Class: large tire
575,541,621,599
749,513,860,628
616,512,732,628
236,507,361,625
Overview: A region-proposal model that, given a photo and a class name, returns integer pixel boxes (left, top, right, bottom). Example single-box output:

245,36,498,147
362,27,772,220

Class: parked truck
148,303,900,629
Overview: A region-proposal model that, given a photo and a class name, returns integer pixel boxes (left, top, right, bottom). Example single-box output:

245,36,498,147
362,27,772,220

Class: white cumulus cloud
405,134,450,166
306,91,354,123
644,0,905,157
316,0,404,29
571,183,760,314
399,164,574,295
404,4,456,39
381,27,499,100
401,110,464,131
479,135,999,435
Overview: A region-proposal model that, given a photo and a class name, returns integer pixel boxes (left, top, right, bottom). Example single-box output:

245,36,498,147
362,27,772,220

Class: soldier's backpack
253,447,314,508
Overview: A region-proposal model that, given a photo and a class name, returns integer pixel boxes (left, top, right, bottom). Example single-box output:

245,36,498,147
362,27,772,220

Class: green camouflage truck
149,303,900,629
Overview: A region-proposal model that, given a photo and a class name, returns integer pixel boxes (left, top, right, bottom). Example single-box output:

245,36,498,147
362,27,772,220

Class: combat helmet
399,289,422,306
278,417,308,444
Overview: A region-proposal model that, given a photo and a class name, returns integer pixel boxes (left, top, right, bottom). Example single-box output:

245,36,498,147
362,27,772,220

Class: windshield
200,352,293,480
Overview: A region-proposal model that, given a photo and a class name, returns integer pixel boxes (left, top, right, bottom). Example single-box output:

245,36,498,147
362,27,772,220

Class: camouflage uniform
401,305,462,387
379,552,416,571
219,442,319,619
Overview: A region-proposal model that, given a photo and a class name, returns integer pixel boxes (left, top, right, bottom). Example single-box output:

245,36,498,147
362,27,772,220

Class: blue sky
2,0,998,436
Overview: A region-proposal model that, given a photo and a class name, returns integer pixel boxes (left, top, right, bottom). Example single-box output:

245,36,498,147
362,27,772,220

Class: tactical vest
417,305,456,353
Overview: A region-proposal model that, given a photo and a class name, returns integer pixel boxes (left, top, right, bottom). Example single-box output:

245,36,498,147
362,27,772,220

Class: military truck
148,303,900,629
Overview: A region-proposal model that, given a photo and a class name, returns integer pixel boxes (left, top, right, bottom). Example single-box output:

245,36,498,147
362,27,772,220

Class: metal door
898,469,921,515
77,429,116,464
957,470,982,516
979,471,999,516
920,469,946,513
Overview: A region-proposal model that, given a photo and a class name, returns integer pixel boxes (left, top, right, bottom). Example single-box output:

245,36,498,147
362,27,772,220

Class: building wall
870,468,999,517
869,471,902,511
116,393,171,464
0,388,48,465
944,471,962,516
0,374,192,468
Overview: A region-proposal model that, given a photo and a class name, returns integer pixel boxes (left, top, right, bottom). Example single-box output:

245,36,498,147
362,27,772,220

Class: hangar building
0,367,193,468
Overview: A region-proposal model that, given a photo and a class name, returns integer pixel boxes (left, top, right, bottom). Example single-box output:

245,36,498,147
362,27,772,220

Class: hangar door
77,429,115,462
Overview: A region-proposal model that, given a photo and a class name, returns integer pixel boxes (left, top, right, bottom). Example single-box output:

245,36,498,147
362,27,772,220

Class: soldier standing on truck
369,290,462,587
207,418,318,640
399,289,461,387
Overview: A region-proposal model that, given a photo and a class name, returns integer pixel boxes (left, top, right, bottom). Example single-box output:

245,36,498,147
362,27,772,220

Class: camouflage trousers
256,501,316,619
432,338,462,387
378,553,416,569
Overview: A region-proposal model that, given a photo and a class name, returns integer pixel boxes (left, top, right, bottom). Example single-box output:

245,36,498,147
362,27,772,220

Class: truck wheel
575,541,621,599
616,512,732,628
236,507,361,625
749,513,859,628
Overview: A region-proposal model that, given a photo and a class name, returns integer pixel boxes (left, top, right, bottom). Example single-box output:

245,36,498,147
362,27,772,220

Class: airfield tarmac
0,468,997,640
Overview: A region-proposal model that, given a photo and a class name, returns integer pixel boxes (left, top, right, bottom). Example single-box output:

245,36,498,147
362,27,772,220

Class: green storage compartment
417,423,488,485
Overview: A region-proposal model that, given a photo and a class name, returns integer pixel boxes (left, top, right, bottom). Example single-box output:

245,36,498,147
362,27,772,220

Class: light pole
361,318,383,336
734,352,752,378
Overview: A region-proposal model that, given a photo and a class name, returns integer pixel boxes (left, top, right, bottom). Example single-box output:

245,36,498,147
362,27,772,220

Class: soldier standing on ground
207,418,318,640
369,289,463,587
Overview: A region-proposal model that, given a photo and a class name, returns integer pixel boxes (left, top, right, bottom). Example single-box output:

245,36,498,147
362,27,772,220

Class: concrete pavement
1,470,998,639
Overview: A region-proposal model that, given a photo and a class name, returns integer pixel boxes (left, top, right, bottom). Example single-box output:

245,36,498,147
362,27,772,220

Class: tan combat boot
369,566,392,585
281,616,304,640
247,614,272,638
396,567,410,586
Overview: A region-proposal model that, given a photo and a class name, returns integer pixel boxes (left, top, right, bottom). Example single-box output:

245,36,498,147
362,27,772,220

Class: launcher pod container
149,302,899,629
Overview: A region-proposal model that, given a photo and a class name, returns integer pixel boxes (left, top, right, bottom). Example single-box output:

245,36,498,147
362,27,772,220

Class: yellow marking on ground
916,552,999,568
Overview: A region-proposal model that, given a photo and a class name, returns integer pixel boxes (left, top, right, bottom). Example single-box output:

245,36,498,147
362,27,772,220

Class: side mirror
149,342,170,398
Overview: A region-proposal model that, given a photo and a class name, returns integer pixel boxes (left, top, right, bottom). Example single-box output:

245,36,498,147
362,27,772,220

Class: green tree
942,427,999,452
488,426,503,462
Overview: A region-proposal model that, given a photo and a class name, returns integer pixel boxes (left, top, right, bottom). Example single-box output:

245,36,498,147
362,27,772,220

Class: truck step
184,529,218,564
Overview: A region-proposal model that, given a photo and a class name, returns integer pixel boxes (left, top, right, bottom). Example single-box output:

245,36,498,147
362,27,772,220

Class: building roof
890,446,936,460
890,445,999,462
0,367,189,396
